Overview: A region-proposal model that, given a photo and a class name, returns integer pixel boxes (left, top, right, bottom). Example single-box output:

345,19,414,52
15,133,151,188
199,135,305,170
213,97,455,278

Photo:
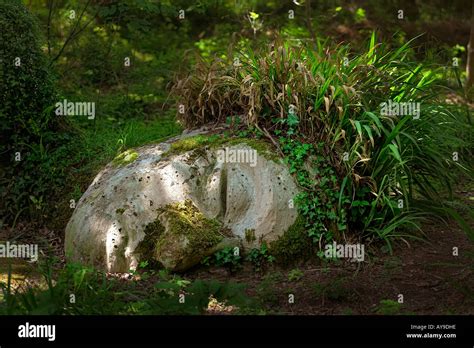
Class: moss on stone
269,215,314,267
164,134,280,162
157,200,223,255
221,138,280,162
183,146,209,165
112,149,139,167
135,216,165,267
165,134,225,156
136,200,224,271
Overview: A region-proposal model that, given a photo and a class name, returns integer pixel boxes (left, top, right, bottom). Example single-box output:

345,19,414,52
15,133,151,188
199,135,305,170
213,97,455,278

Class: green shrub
0,0,70,225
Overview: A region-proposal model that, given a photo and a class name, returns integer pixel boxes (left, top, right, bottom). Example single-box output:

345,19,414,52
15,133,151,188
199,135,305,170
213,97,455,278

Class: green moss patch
156,199,223,251
165,134,225,156
137,200,225,271
135,217,165,268
164,134,280,162
112,149,139,167
223,138,280,162
269,215,314,266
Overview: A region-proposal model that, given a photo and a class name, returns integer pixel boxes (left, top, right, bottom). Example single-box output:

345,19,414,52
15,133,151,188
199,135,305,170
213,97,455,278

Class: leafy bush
0,1,70,225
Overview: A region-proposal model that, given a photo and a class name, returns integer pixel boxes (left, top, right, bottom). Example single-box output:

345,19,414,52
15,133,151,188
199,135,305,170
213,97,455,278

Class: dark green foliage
0,0,69,225
278,114,348,242
0,1,57,138
0,259,252,315
213,247,242,273
202,243,275,272
245,243,275,272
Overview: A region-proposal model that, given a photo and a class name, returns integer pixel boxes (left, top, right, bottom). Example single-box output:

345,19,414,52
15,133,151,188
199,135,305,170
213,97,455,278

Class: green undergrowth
0,259,253,315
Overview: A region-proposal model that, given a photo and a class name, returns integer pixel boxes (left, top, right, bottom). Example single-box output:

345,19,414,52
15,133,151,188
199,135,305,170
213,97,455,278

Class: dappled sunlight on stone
65,133,298,272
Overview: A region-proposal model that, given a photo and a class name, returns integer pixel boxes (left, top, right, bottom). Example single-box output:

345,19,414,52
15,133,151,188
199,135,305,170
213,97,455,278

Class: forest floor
1,183,473,315
194,181,474,314
189,218,474,315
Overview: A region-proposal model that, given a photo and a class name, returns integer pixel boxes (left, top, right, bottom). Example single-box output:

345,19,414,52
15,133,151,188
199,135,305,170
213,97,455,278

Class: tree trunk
305,0,316,44
467,1,474,87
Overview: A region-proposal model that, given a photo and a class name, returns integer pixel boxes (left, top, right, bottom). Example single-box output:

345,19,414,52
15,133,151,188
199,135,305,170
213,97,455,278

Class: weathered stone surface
65,130,298,272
